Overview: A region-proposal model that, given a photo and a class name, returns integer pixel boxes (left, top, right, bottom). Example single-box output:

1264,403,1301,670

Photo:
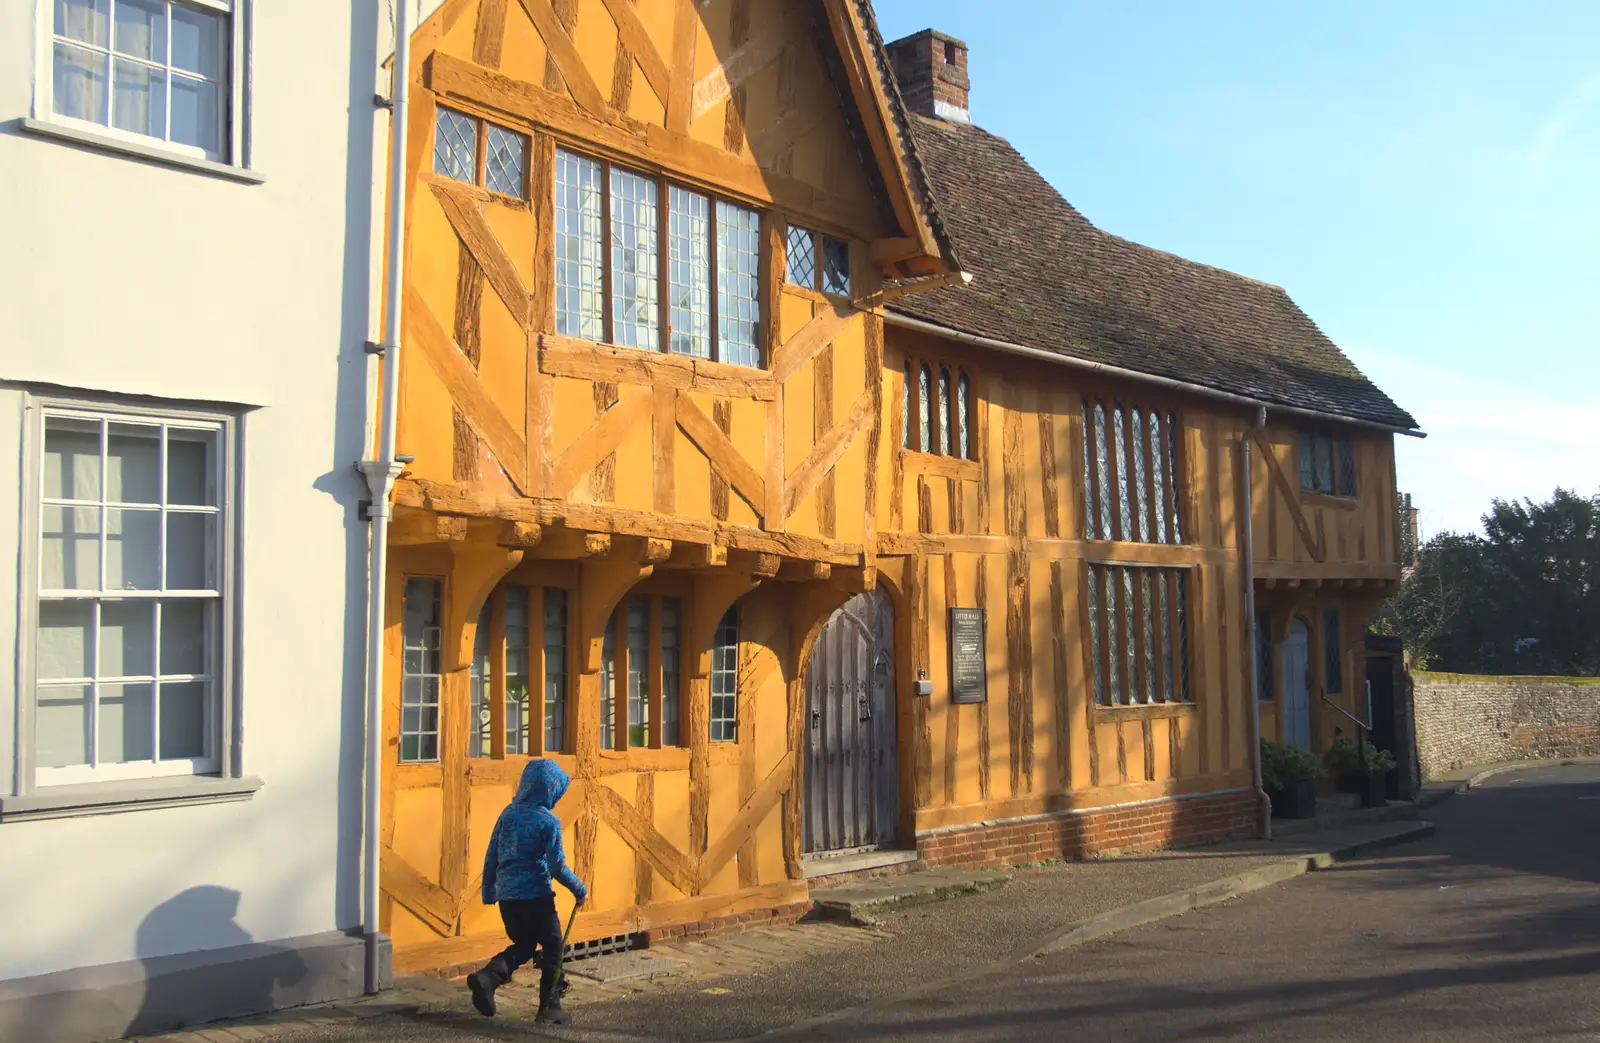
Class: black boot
468,956,510,1017
535,968,571,1025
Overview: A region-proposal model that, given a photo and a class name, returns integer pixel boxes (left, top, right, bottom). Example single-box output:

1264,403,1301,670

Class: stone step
809,868,1009,924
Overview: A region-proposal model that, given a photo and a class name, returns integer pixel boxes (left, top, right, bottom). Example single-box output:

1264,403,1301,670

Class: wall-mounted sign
948,607,987,705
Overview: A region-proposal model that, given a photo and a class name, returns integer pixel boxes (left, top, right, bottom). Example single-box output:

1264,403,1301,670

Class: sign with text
948,607,988,705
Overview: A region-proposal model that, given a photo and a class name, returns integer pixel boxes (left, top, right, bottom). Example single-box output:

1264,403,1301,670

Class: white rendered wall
0,0,382,980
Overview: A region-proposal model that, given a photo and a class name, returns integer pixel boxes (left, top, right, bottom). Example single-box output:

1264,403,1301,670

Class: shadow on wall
128,887,308,1038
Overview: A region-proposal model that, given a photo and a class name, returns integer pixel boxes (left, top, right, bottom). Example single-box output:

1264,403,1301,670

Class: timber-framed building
376,2,1419,975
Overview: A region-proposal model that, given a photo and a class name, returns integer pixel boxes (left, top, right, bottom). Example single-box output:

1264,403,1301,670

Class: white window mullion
89,600,102,769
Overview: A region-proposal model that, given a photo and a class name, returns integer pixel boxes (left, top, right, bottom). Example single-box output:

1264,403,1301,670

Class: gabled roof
815,0,960,275
890,116,1418,432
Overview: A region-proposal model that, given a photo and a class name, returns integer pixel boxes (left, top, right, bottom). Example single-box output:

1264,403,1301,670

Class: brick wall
1413,671,1600,778
916,789,1259,869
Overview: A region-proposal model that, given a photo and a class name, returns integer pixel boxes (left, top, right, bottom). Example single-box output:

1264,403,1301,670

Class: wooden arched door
803,590,898,853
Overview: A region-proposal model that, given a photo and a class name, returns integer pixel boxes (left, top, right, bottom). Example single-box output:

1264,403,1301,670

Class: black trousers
485,896,561,985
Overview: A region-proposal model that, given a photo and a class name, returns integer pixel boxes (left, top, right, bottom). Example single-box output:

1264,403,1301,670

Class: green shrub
1322,737,1396,778
1260,741,1321,792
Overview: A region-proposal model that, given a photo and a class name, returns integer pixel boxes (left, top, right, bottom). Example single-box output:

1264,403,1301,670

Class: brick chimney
885,29,971,123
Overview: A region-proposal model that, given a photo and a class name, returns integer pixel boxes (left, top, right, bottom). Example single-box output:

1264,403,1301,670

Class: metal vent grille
564,932,641,962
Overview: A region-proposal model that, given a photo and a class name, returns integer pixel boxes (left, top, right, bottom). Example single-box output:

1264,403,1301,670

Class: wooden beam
380,848,458,935
498,520,543,547
1253,432,1325,563
868,237,921,267
831,563,874,593
675,395,766,518
405,287,529,489
784,389,873,519
513,0,609,117
698,751,794,886
538,333,776,400
436,515,469,541
472,0,509,67
665,0,697,133
430,182,532,328
776,560,831,582
597,0,672,104
728,550,781,578
524,528,612,559
770,302,855,384
548,387,653,497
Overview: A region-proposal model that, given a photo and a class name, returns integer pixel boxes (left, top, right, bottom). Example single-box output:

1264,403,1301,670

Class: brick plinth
641,900,811,947
916,789,1259,869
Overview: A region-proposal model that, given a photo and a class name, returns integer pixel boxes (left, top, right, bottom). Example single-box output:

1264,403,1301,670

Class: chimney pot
886,29,970,123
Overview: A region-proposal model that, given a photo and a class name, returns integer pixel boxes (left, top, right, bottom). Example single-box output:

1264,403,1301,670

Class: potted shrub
1323,738,1396,808
1261,741,1321,819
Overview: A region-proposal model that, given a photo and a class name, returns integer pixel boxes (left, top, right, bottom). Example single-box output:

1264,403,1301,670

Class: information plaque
948,607,988,705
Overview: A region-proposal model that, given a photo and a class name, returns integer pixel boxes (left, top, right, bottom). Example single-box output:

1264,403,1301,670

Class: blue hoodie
482,759,588,905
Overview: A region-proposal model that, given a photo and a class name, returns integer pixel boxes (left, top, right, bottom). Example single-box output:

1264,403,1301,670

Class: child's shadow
129,886,308,1036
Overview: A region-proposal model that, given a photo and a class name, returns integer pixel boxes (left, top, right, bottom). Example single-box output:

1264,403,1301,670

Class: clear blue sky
875,1,1600,540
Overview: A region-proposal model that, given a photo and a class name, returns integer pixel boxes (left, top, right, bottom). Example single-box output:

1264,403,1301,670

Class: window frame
553,144,767,369
13,391,242,800
1298,429,1357,499
1080,394,1186,545
1082,561,1194,709
458,580,576,760
784,224,853,299
900,351,977,464
431,105,530,204
30,0,253,177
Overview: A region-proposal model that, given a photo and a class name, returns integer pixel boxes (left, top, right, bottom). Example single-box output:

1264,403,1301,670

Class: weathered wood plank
548,387,653,498
472,0,508,67
597,0,672,104
676,395,767,519
407,287,529,488
771,302,855,384
784,389,872,520
430,182,532,328
514,0,609,116
814,343,836,537
703,750,793,888
653,386,677,514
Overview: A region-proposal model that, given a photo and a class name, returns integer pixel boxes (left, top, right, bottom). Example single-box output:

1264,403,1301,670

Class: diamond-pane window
822,236,850,296
786,225,816,288
1337,439,1357,496
485,125,527,198
433,108,476,184
710,606,739,742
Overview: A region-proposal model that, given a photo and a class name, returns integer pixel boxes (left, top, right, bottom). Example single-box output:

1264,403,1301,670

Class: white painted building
0,1,390,1038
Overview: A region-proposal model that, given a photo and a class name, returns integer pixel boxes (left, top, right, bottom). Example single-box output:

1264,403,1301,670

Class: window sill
0,774,263,823
901,451,980,480
1093,702,1196,721
1301,491,1358,511
19,118,265,185
537,333,776,400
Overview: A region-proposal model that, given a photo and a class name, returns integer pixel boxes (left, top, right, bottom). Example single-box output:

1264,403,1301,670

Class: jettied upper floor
382,0,962,562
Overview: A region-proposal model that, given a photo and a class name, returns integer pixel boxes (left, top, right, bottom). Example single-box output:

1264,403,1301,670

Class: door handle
811,707,821,729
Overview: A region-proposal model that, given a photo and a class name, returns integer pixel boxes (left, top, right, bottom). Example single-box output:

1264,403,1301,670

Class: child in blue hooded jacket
468,758,588,1025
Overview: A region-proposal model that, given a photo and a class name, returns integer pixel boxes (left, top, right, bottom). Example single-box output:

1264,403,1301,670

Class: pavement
120,796,1456,1043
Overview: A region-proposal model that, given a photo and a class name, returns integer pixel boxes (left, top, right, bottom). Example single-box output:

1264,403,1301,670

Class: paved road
279,762,1600,1043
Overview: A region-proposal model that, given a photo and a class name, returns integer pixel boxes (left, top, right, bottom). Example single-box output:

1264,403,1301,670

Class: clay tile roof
889,115,1418,431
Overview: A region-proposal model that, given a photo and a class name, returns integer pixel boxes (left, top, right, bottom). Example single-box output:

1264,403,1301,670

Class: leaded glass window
505,587,530,755
1337,440,1357,497
902,360,912,450
555,148,604,340
822,236,850,296
958,372,972,459
1086,565,1191,706
938,368,951,456
469,602,491,758
717,200,761,367
626,596,650,747
918,365,932,451
1324,608,1343,694
709,606,739,742
485,124,527,199
610,167,659,349
668,185,711,358
433,108,476,183
1082,399,1183,544
401,579,442,762
543,589,568,753
786,225,816,288
661,597,681,747
1298,430,1356,497
599,620,615,750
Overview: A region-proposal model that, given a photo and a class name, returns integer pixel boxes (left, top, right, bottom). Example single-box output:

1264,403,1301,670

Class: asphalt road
280,761,1600,1043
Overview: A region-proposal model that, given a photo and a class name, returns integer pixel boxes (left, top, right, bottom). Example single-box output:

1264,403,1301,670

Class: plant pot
1333,772,1362,794
1269,779,1318,819
1359,771,1389,809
